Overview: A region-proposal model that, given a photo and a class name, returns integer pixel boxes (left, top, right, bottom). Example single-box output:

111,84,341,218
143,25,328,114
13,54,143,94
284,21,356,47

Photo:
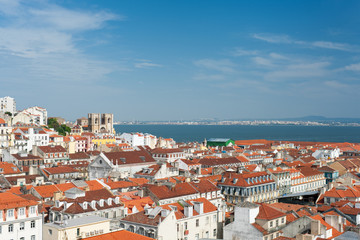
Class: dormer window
19,208,25,216
7,209,14,217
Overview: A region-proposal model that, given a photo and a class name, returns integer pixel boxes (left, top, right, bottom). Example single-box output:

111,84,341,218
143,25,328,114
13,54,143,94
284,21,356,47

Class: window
31,235,36,240
19,208,25,216
77,228,80,236
9,224,14,232
20,222,25,230
276,219,279,226
31,220,35,228
0,226,2,234
184,222,188,230
177,224,179,232
270,221,273,227
8,209,14,217
20,238,24,240
206,216,209,224
30,206,36,214
48,229,53,235
213,229,217,237
196,219,199,227
281,217,285,224
195,233,199,240
213,214,217,222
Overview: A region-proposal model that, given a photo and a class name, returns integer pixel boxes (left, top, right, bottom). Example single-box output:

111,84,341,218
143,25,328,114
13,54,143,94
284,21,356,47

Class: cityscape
0,96,360,240
1,1,360,240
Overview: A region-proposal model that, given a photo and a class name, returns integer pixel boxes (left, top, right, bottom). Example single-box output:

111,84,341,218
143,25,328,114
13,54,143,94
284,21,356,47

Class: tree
4,111,12,117
47,118,70,136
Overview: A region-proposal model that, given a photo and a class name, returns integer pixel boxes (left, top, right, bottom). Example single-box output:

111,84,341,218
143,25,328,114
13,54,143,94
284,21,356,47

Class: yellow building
92,135,116,149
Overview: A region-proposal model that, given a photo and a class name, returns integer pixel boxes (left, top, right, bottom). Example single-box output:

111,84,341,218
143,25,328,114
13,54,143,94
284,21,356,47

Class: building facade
88,113,113,134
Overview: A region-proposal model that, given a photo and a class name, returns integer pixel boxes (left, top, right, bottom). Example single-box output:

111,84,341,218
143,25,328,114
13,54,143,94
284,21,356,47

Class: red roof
0,192,38,210
256,203,286,220
38,145,67,153
43,166,78,175
83,230,155,240
32,183,76,198
0,162,22,175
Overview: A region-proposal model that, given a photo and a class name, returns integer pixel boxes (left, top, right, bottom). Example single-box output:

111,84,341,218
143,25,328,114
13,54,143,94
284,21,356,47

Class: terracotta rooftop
256,203,286,220
0,192,38,210
38,145,67,153
83,230,155,240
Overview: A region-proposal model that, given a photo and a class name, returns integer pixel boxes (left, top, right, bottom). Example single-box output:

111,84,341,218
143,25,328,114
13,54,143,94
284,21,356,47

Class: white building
312,148,341,160
118,132,157,148
88,149,157,179
133,162,179,180
223,202,262,240
49,188,125,222
144,134,157,149
13,127,49,152
151,148,185,163
43,216,111,240
14,106,47,126
120,197,223,240
0,96,16,115
0,118,13,156
0,192,43,240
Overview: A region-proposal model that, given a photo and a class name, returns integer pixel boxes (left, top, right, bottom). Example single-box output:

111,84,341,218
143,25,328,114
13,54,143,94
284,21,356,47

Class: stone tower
88,113,114,134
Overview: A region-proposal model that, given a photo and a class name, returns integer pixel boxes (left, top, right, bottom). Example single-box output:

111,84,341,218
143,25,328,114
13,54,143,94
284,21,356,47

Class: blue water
114,125,360,143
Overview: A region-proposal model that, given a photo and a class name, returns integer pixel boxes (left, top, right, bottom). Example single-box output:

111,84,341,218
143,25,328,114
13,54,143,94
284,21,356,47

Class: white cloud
232,48,258,56
134,61,162,69
194,59,236,73
312,41,351,51
0,0,122,85
0,0,21,16
253,33,356,52
253,33,292,44
269,53,288,60
0,28,74,58
324,80,349,88
344,63,360,71
252,57,274,67
29,7,119,31
266,62,331,79
193,74,225,81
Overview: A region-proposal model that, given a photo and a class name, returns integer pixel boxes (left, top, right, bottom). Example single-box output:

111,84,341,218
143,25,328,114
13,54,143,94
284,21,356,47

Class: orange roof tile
83,230,155,240
256,203,286,220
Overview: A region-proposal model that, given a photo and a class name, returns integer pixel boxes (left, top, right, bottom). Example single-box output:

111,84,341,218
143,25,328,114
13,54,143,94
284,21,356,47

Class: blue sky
0,0,360,121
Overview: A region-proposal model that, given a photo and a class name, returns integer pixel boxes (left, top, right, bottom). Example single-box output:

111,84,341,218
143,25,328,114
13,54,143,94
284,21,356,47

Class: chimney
184,205,193,217
311,220,321,236
193,202,204,215
161,209,170,217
